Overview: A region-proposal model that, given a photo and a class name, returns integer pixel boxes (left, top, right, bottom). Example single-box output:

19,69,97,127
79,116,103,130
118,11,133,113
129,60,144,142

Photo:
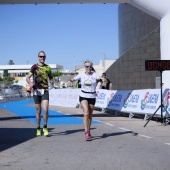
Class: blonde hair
84,60,93,66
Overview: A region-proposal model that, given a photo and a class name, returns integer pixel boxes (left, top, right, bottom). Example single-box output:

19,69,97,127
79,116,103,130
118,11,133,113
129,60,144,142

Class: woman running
70,60,100,140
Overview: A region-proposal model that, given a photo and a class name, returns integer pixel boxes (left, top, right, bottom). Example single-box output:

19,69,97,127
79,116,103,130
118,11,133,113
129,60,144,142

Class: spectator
96,78,102,89
101,73,112,90
67,81,73,88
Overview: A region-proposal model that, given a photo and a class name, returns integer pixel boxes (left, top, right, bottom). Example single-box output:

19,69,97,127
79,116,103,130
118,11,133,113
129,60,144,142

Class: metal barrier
0,88,27,101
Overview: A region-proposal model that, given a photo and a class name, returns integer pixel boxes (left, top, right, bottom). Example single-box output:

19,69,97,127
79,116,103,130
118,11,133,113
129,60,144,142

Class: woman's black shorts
33,90,49,104
79,96,96,105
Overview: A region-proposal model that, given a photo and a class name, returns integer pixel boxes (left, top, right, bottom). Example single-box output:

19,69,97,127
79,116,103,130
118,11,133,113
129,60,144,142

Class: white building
0,64,63,78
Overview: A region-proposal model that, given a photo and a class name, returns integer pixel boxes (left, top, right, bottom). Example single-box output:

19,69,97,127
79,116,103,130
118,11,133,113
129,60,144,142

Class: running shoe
36,129,41,136
88,131,92,138
84,132,91,140
43,128,49,136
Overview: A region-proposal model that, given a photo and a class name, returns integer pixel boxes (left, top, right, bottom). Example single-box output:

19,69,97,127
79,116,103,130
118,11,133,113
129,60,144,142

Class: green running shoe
43,128,49,136
36,129,41,136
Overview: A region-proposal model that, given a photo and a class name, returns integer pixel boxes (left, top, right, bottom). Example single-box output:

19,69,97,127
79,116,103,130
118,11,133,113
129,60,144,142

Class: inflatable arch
1,0,170,88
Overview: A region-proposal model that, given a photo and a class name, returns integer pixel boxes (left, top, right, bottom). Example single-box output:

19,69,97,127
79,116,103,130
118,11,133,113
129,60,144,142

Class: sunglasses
85,65,92,68
39,56,46,58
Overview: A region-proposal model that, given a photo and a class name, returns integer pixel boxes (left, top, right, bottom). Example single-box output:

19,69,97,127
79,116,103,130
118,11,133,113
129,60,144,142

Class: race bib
34,89,44,96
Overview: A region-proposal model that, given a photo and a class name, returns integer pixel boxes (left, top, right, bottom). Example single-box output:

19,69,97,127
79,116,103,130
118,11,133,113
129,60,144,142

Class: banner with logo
95,89,109,108
49,89,80,107
121,89,161,115
49,88,170,117
107,90,132,111
162,89,170,117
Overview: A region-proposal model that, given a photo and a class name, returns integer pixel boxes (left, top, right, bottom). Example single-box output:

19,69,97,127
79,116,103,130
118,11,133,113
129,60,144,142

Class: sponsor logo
162,91,170,112
123,92,139,108
109,92,114,102
141,92,159,110
108,93,122,107
97,92,106,100
123,92,131,108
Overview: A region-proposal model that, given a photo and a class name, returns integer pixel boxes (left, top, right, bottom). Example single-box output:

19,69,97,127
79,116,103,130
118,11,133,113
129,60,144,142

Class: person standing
96,79,102,89
76,80,81,88
101,72,112,90
26,51,53,137
70,60,100,140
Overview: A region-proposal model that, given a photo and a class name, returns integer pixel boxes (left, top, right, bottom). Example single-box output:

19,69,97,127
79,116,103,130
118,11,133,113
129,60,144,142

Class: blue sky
0,4,119,71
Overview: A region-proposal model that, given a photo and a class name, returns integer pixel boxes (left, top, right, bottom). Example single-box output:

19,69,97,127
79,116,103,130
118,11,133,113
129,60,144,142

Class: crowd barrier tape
49,88,170,118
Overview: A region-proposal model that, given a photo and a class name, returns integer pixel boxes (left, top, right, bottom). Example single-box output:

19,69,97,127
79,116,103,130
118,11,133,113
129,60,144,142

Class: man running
26,51,53,136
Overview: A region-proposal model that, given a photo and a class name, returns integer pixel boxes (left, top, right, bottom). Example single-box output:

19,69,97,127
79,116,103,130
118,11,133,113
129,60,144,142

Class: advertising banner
107,90,132,111
49,89,80,107
121,89,161,115
95,89,108,108
162,89,170,117
49,88,170,117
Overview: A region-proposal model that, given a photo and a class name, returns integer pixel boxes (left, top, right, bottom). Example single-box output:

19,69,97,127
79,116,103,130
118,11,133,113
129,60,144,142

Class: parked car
10,85,24,97
10,84,23,90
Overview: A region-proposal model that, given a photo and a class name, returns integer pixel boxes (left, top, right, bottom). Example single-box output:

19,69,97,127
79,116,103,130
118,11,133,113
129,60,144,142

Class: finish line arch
1,0,170,89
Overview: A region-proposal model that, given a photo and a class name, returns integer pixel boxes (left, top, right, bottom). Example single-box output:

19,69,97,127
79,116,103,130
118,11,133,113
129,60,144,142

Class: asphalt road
0,99,170,170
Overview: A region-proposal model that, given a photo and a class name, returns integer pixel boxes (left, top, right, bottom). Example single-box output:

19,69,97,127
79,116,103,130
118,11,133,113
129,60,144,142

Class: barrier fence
0,88,27,101
49,88,170,124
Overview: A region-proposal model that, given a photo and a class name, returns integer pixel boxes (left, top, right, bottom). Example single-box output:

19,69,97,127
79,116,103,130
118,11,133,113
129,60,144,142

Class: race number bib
34,89,44,96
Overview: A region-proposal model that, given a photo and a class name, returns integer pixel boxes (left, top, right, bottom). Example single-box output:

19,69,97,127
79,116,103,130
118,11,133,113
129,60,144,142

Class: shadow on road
88,131,138,141
52,128,96,136
0,128,54,152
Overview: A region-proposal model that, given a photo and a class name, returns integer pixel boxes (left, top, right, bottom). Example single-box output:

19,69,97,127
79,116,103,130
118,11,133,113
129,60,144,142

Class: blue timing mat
0,99,101,125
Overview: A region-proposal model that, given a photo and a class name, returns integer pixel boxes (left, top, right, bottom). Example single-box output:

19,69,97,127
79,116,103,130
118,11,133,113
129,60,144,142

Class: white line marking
165,143,170,146
119,127,131,131
94,120,102,123
57,110,62,113
105,123,114,126
138,134,152,139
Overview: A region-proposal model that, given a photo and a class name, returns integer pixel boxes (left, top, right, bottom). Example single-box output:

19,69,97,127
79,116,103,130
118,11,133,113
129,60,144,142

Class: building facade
106,4,161,90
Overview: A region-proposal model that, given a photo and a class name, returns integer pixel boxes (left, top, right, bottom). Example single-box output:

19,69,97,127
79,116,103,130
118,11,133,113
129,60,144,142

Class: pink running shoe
84,132,91,140
88,131,92,138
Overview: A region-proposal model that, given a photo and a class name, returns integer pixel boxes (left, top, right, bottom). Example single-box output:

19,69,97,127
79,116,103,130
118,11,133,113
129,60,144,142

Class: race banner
107,90,132,111
95,89,108,108
162,89,170,117
49,88,170,117
121,89,161,114
49,89,80,107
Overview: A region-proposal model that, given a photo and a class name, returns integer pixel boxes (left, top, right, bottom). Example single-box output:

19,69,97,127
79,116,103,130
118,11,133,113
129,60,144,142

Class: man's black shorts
79,96,96,105
33,90,49,104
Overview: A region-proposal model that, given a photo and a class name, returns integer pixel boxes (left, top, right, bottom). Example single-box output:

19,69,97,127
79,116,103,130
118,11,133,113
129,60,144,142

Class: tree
52,70,62,88
15,79,19,84
2,76,15,87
